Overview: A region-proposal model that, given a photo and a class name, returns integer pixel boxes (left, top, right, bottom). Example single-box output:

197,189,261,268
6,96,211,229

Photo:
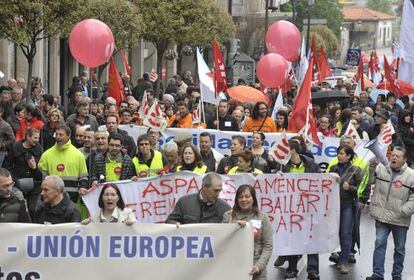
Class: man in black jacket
207,99,239,131
0,168,31,223
106,115,136,158
166,172,230,225
35,175,81,224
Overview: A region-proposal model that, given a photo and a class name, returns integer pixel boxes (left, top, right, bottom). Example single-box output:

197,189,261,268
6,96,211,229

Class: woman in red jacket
16,104,44,141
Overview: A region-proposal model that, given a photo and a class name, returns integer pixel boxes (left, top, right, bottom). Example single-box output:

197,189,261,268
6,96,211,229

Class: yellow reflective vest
38,140,88,191
176,165,207,174
133,150,164,177
227,167,263,174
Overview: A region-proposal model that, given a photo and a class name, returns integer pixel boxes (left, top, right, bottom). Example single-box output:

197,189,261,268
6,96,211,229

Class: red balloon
266,20,301,62
69,19,114,68
257,53,289,88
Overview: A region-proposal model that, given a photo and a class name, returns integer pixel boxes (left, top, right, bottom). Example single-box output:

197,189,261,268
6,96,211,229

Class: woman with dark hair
250,131,274,173
16,104,44,141
243,102,276,133
335,108,352,137
228,149,263,174
275,110,288,132
329,145,362,274
40,108,64,151
223,184,273,280
82,183,137,224
398,110,414,166
9,103,25,134
176,144,207,174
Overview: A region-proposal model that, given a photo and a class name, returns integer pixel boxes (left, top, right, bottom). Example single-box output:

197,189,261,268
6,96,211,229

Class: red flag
310,38,319,82
108,58,125,105
213,38,227,97
354,55,365,90
369,51,380,76
120,49,131,76
383,55,396,84
288,57,315,132
317,46,332,82
288,56,321,146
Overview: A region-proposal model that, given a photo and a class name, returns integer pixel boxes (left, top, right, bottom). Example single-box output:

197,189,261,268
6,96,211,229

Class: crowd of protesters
0,70,414,280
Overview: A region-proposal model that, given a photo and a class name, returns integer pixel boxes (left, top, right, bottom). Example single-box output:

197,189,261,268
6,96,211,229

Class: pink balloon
266,20,301,62
257,53,289,88
69,19,115,68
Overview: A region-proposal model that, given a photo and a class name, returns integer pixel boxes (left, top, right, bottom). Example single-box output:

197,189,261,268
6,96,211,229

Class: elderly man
166,172,230,224
163,141,180,173
0,168,31,222
366,147,414,280
35,175,81,224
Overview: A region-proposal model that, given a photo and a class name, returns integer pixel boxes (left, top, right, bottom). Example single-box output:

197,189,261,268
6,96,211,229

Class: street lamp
306,0,315,56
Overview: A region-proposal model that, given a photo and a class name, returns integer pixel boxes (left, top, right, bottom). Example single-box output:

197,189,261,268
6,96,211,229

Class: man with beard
243,102,276,133
90,133,135,184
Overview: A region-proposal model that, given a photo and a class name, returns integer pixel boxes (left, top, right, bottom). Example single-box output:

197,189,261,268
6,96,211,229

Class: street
267,208,414,280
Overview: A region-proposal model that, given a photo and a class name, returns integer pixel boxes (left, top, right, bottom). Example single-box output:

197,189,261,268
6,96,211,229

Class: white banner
83,172,340,255
120,125,374,172
0,223,253,280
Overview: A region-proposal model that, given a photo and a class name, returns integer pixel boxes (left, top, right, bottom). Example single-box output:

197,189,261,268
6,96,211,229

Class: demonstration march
0,0,414,279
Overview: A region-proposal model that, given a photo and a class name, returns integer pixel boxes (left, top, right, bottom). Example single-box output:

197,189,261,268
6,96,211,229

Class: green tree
295,0,343,37
310,25,339,57
83,0,145,79
135,0,235,90
367,0,394,15
0,0,82,90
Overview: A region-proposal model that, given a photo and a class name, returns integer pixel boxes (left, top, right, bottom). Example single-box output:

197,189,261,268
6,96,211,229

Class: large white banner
120,125,374,172
0,223,253,280
83,172,340,255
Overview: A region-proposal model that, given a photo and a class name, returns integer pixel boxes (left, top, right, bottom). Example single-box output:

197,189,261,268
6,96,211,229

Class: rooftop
342,7,395,21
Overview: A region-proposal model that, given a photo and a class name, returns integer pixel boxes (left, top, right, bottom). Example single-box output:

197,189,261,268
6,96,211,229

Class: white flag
344,121,362,145
398,0,414,86
378,119,395,146
354,79,362,97
196,48,219,105
298,37,309,83
270,89,283,120
138,90,149,120
269,132,291,165
142,100,167,131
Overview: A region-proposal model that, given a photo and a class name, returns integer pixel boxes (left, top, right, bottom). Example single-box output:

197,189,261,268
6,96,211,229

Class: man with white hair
163,141,180,173
35,175,81,224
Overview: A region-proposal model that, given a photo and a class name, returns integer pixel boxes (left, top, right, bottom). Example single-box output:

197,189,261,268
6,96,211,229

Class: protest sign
83,172,340,255
0,223,253,280
345,49,361,66
120,125,374,172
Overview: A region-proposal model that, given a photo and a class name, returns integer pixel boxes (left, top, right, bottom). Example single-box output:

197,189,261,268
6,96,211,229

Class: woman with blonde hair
40,108,64,150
